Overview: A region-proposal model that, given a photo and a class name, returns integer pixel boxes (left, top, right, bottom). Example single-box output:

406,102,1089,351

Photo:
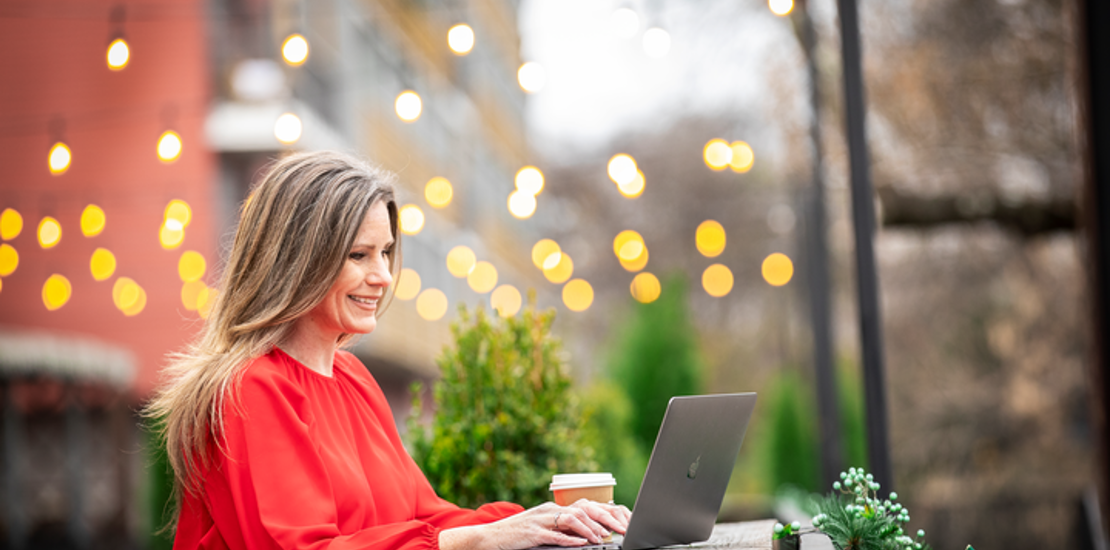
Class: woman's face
299,201,394,340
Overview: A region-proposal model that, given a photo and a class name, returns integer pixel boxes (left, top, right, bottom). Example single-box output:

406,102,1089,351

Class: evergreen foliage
763,368,821,493
408,302,597,509
609,274,704,457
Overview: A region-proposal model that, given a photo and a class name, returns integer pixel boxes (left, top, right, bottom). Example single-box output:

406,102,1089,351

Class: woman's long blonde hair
145,151,400,511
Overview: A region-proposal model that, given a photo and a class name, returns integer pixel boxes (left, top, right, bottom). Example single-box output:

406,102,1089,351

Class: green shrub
407,302,597,508
609,274,704,457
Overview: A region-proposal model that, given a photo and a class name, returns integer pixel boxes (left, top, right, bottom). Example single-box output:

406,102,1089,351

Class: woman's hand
440,500,632,550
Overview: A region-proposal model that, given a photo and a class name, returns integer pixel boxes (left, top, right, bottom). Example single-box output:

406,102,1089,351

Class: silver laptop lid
621,393,757,550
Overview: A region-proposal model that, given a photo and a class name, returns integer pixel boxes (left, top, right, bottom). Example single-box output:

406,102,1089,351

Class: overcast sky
518,0,803,159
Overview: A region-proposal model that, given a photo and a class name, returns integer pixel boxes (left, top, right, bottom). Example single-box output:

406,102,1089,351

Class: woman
146,151,630,550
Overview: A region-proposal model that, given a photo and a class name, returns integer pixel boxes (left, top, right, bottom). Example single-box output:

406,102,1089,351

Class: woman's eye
381,248,392,258
349,252,366,260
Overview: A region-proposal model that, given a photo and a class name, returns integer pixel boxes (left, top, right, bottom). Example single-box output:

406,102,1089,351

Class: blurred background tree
609,274,704,455
408,304,597,508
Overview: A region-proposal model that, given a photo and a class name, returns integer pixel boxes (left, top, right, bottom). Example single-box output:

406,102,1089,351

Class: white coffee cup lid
550,473,617,491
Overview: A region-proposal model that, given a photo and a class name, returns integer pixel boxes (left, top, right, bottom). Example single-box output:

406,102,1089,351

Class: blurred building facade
0,0,544,547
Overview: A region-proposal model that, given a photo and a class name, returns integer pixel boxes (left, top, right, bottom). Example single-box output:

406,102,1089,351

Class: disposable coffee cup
549,473,616,506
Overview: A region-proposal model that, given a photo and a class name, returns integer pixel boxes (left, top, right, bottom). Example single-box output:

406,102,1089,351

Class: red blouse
174,348,524,550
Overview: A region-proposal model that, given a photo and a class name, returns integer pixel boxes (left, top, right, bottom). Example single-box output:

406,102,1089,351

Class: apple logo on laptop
687,455,701,479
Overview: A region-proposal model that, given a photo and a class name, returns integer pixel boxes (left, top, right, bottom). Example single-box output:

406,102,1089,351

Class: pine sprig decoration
808,468,932,550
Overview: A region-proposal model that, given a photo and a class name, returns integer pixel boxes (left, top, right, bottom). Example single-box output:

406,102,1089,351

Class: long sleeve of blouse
173,348,524,550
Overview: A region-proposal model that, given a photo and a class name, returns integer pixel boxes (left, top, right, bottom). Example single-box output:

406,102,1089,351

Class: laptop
538,392,758,550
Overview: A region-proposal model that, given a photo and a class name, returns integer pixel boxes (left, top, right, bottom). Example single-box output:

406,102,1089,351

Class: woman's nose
368,257,393,287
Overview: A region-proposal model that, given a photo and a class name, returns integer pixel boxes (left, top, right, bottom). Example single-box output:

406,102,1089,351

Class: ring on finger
553,512,562,530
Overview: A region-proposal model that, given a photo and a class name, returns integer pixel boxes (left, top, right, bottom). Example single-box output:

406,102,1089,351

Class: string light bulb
42,274,72,311
395,91,422,122
282,34,309,66
507,190,537,219
1,208,24,241
49,142,71,175
490,284,522,317
517,62,547,93
424,177,454,208
769,0,795,16
81,204,106,237
38,217,62,248
447,24,475,55
107,38,130,70
274,113,302,144
158,130,183,162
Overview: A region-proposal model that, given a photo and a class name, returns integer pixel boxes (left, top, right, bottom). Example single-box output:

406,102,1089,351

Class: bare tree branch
878,185,1076,236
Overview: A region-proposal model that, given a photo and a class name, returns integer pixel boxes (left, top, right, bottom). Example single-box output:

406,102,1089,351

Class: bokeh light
394,268,422,300
491,284,522,317
49,143,71,175
617,170,645,198
81,204,106,237
178,250,206,282
702,263,734,297
542,252,562,270
416,288,448,321
447,24,475,55
165,199,192,228
158,130,183,162
531,239,561,270
0,244,18,277
424,177,454,208
160,219,185,249
107,38,130,70
89,248,116,281
395,91,423,122
611,7,640,38
729,141,755,173
618,239,645,262
769,0,795,16
446,245,477,277
113,276,146,315
123,286,147,316
507,190,537,219
42,274,72,311
1,208,22,240
612,230,645,260
198,286,217,319
399,204,425,235
518,62,547,93
696,220,726,257
282,34,309,66
630,272,662,303
642,28,671,58
562,279,594,312
607,154,638,186
181,280,207,311
703,139,732,171
619,247,649,272
515,166,545,196
543,252,574,284
762,252,795,286
274,113,303,144
467,261,498,294
38,217,61,248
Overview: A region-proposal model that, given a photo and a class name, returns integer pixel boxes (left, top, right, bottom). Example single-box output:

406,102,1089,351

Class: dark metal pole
835,0,893,492
796,0,843,489
1078,0,1110,536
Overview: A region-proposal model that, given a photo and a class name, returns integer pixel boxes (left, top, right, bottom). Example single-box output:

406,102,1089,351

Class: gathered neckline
272,346,341,381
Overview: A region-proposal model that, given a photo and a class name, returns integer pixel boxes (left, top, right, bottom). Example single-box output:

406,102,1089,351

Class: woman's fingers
570,500,631,535
557,506,608,543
